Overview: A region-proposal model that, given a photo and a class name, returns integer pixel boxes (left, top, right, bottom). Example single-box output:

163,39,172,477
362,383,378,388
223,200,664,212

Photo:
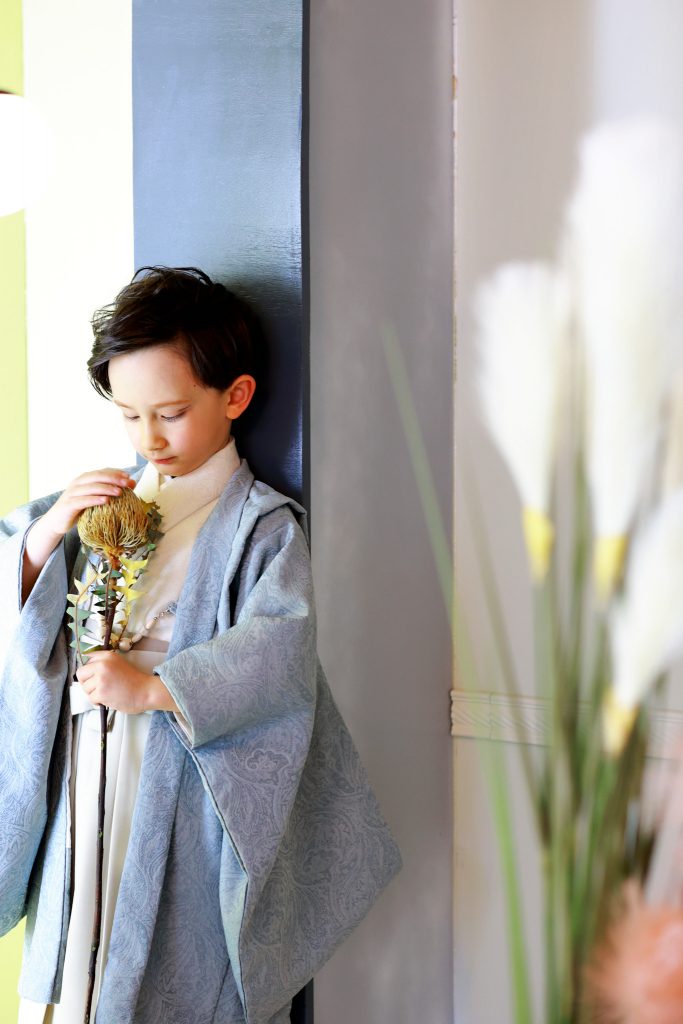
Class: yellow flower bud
593,535,628,603
602,687,638,757
522,507,555,582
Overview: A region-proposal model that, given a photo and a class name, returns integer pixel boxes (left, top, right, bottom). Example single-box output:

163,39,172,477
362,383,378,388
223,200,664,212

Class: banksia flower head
77,488,152,563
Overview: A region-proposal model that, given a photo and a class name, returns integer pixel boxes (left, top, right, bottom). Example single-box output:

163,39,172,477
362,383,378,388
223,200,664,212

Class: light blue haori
19,441,244,1024
0,457,401,1023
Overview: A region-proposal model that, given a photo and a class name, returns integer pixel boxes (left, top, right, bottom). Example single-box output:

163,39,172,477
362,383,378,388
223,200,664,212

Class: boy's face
108,343,252,477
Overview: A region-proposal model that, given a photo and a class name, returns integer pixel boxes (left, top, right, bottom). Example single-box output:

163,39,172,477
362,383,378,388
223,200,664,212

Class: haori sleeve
154,508,317,750
0,494,55,620
0,493,77,935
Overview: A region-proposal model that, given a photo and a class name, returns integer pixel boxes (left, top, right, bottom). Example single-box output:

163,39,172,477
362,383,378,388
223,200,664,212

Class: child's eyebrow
113,400,190,409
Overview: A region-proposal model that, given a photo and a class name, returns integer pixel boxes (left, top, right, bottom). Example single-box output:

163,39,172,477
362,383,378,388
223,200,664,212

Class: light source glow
0,92,48,217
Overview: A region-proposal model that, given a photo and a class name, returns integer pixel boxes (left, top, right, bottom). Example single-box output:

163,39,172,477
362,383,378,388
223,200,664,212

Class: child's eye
122,410,187,422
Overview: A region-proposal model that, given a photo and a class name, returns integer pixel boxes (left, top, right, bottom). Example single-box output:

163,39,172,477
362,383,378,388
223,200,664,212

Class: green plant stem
381,323,452,617
454,605,534,1024
566,449,589,794
487,741,535,1024
461,467,541,833
83,560,118,1024
571,621,608,970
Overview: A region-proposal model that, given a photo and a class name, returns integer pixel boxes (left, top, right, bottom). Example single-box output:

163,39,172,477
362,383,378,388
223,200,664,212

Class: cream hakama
18,440,240,1024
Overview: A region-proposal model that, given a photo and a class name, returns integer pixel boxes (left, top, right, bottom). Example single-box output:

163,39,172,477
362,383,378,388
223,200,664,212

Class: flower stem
83,559,118,1024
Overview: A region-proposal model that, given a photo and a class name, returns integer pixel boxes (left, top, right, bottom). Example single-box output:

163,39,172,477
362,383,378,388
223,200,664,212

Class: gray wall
308,0,454,1021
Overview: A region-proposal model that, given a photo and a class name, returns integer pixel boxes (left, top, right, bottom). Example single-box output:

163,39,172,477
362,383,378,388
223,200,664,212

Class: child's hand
21,469,138,607
76,650,157,715
43,468,138,539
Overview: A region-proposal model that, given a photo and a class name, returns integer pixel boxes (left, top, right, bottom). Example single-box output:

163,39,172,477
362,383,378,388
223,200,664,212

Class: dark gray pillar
133,0,309,507
132,2,312,1019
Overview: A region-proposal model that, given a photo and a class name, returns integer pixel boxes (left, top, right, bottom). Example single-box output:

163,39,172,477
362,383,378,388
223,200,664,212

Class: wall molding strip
450,689,683,760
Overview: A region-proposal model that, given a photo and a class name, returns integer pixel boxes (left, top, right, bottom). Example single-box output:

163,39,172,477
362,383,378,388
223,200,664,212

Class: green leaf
67,605,92,622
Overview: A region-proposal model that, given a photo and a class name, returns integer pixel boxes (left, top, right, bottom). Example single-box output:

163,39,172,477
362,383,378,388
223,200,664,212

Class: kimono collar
134,439,241,533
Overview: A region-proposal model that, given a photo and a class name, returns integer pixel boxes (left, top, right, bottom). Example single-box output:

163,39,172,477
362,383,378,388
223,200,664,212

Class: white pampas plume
607,489,683,750
566,119,683,541
475,262,570,578
475,262,570,513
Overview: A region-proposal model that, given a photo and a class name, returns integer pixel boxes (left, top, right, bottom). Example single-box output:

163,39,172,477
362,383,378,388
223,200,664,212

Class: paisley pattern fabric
19,442,243,1023
0,461,402,1023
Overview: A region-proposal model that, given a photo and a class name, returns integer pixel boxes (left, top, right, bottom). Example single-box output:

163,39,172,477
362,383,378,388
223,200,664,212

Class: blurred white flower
475,261,570,512
475,261,570,578
566,119,683,545
606,488,683,753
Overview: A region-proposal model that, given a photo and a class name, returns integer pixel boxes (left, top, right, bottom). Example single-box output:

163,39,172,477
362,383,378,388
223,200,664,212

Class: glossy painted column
132,2,310,1019
133,0,308,505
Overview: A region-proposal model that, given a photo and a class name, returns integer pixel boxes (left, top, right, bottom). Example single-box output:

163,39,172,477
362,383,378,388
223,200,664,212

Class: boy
0,267,401,1024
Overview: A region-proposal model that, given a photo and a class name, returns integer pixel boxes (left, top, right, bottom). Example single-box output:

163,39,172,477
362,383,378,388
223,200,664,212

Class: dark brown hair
88,266,263,397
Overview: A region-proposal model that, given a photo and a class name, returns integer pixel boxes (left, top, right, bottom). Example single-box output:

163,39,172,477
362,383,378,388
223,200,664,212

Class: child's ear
225,375,256,420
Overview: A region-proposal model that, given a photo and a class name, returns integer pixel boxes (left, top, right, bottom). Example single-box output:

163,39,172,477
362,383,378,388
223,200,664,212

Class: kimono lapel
134,439,241,533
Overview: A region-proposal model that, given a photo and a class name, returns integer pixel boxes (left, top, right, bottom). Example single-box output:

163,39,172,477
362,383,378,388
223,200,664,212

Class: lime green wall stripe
0,0,28,1017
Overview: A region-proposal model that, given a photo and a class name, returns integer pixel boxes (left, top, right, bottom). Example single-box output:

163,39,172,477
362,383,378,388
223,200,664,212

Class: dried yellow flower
77,488,151,563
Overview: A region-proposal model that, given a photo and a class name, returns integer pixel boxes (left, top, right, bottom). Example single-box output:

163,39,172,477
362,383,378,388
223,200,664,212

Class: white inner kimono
18,439,240,1024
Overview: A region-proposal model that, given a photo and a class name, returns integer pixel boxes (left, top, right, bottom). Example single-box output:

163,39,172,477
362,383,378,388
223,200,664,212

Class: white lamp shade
0,92,48,217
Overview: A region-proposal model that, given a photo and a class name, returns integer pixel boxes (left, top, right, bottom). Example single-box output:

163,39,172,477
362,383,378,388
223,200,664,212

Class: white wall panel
23,0,134,498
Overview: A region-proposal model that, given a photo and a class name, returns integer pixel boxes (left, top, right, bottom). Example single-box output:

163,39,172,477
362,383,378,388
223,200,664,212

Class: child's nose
142,423,166,451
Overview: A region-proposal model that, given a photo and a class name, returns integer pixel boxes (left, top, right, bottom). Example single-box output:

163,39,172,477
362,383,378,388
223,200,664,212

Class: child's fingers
63,471,137,505
72,468,137,488
67,483,127,500
43,469,137,536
